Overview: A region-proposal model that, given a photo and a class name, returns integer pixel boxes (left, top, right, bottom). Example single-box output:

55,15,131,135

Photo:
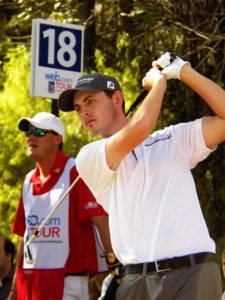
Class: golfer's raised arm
105,69,167,168
179,65,225,148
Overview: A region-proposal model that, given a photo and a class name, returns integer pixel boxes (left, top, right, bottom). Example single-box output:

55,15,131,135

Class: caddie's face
73,91,118,137
25,125,62,161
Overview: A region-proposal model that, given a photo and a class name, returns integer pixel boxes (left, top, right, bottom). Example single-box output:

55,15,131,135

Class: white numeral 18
43,29,77,67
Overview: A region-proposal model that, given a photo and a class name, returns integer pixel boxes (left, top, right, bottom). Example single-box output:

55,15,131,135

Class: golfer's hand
161,56,190,80
152,52,172,69
142,67,165,90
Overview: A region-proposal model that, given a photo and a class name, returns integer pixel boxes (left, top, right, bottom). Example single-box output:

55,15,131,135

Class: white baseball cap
18,112,65,140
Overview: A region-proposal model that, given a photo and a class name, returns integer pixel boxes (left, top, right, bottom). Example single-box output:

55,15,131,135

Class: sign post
30,19,84,115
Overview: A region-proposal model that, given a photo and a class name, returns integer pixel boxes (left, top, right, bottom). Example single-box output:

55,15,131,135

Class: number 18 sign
30,18,84,99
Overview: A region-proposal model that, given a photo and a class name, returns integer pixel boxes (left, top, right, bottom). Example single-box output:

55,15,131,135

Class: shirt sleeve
171,118,216,169
12,194,26,237
70,166,108,221
76,139,115,198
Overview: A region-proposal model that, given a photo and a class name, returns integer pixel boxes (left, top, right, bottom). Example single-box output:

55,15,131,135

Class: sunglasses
25,128,58,137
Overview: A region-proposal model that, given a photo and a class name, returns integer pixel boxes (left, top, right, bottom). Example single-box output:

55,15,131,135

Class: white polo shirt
76,118,216,265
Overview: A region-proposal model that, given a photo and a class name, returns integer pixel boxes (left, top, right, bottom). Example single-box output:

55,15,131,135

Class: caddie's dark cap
58,73,122,112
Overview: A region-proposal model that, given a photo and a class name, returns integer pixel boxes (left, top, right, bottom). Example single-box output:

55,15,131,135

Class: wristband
101,252,122,270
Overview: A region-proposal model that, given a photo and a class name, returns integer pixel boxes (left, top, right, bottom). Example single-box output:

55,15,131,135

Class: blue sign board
39,23,82,72
30,19,84,99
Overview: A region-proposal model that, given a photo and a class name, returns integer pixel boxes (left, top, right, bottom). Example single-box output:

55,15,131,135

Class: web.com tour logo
45,71,73,93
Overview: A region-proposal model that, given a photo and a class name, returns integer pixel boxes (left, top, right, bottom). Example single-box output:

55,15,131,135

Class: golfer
58,54,224,299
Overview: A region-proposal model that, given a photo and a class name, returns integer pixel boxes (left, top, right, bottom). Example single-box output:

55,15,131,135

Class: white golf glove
162,56,190,80
152,52,172,69
142,67,162,90
152,52,190,80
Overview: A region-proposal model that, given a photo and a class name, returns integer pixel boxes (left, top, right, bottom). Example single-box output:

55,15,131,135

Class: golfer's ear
113,91,124,110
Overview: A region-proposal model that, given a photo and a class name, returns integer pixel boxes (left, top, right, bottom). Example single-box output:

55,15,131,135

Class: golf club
126,89,148,117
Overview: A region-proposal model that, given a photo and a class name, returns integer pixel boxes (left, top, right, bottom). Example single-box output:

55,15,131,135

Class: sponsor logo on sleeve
85,201,98,209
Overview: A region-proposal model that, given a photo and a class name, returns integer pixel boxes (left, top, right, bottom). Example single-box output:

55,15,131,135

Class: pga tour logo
107,81,115,90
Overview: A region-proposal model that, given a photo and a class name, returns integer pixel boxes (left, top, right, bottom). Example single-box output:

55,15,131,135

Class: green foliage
0,43,49,240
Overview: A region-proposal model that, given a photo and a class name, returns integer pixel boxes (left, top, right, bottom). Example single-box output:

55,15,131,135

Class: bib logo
26,214,61,239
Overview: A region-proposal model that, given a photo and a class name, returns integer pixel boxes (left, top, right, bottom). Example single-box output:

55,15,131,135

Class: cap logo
76,77,94,86
107,81,115,90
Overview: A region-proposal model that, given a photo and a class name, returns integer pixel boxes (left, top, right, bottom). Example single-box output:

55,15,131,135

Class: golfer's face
73,91,117,137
